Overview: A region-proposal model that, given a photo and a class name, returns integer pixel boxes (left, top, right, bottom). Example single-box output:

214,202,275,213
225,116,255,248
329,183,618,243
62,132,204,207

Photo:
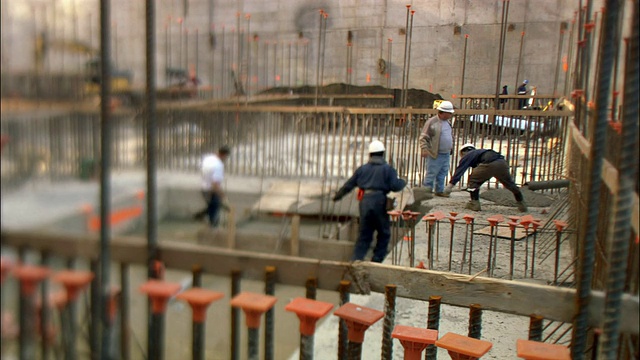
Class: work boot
435,192,450,198
516,200,528,212
465,200,481,211
422,187,434,199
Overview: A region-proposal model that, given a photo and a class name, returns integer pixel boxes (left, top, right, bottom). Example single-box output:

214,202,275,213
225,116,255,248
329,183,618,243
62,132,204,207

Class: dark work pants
202,190,221,227
353,193,391,262
467,159,523,202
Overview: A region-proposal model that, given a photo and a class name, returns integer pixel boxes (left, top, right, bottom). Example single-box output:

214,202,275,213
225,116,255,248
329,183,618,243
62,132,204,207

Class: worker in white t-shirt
193,145,231,226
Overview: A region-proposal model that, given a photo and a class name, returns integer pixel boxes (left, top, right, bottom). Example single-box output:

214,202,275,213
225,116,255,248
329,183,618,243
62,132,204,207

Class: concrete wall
1,0,594,98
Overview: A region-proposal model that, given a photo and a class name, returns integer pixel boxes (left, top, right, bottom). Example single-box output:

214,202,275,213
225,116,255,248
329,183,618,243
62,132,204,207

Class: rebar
572,0,617,355
400,5,411,107
381,285,396,360
468,304,482,339
120,263,131,360
264,266,276,360
338,280,350,360
41,252,51,360
599,0,637,357
425,295,441,360
509,222,516,280
306,277,317,300
402,9,415,108
231,270,242,360
100,0,114,358
528,314,544,341
448,217,456,272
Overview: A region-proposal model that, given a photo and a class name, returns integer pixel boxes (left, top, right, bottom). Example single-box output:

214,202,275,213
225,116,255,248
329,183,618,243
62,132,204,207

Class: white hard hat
523,79,529,84
460,143,476,153
369,140,385,153
436,100,455,113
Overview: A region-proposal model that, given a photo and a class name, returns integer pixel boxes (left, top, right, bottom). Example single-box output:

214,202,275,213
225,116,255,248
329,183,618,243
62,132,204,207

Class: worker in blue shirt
517,79,529,109
332,140,407,262
444,144,527,212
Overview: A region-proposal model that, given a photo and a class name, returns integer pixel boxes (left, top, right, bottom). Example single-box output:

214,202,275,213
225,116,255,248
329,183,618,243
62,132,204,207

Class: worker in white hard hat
419,100,455,198
443,143,527,212
332,140,406,262
517,80,529,109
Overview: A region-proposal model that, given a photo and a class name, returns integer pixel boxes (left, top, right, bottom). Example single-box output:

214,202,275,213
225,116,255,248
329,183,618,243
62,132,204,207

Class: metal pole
553,25,566,96
572,0,616,356
459,34,469,108
230,270,241,360
598,1,637,357
425,295,441,360
381,285,396,360
494,0,510,108
264,267,276,360
338,281,350,360
403,9,415,108
314,10,323,107
468,304,482,339
514,31,525,93
99,0,113,358
400,5,410,108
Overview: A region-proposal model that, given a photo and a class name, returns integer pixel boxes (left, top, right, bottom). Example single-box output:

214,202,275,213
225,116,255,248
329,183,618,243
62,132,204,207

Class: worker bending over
332,140,406,262
444,144,527,212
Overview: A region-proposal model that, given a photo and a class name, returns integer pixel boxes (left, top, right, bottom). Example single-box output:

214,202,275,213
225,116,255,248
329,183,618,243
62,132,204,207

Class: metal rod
306,277,317,300
400,5,410,107
494,0,510,108
468,304,482,339
554,228,562,285
528,314,544,341
264,266,276,360
599,1,637,356
460,34,469,108
425,295,442,360
468,219,475,275
120,263,131,360
41,252,51,360
231,270,242,360
89,259,100,360
572,0,615,354
381,285,396,360
99,0,114,358
338,280,350,360
448,217,456,271
402,9,415,108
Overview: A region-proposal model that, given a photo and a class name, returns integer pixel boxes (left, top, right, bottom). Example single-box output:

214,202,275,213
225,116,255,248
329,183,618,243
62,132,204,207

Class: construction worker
444,143,528,212
193,145,231,226
420,100,455,197
332,140,406,262
517,79,529,109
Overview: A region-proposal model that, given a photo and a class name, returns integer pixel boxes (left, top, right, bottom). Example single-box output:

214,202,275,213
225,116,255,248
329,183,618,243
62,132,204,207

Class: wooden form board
2,229,637,334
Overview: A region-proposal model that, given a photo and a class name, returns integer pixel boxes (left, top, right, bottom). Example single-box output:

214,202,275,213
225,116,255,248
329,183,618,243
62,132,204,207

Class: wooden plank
569,123,639,234
1,230,637,334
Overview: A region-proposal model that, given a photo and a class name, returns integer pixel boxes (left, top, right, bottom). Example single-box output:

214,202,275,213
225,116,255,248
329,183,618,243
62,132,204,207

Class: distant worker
444,143,527,212
332,140,406,262
500,85,508,107
517,79,529,109
193,145,231,227
420,100,455,197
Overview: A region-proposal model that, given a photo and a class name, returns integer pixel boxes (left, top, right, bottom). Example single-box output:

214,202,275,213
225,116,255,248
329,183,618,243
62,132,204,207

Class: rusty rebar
306,277,317,300
426,295,442,360
338,280,351,360
468,304,483,339
381,285,396,360
231,270,242,360
528,314,544,341
264,266,276,360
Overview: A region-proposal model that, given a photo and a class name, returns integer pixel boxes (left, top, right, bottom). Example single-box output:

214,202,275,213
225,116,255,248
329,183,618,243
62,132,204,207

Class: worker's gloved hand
444,183,454,194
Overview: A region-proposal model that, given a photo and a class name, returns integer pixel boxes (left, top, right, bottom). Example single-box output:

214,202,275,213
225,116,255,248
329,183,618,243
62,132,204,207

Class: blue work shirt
334,156,406,199
449,149,504,185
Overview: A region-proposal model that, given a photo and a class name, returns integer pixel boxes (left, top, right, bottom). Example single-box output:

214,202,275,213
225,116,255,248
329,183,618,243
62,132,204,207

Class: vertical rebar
528,314,544,341
381,285,396,360
448,217,456,271
459,34,469,108
192,264,202,288
247,327,259,360
509,222,516,280
402,9,415,108
120,263,130,360
468,304,482,339
494,0,510,109
400,5,411,107
347,341,363,360
306,277,317,300
514,31,525,93
572,0,617,355
41,251,51,360
338,280,350,360
99,0,113,358
468,219,475,275
599,1,637,357
425,295,441,360
386,38,392,89
314,10,323,107
89,259,100,360
554,228,562,285
231,270,242,360
553,25,566,95
264,266,276,360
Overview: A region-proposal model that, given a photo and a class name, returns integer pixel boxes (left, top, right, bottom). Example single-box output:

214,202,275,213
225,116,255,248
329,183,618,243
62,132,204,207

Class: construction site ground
0,169,573,359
